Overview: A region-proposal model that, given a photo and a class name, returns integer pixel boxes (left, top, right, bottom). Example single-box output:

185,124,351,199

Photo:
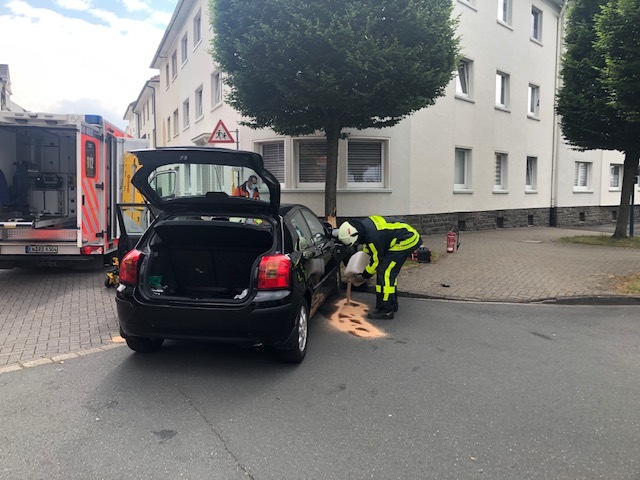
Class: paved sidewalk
1,225,639,372
398,226,640,304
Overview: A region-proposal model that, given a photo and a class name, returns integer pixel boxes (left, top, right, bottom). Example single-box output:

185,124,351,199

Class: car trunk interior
143,219,274,300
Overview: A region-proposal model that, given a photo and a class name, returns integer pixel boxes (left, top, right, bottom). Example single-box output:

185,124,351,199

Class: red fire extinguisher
446,227,460,253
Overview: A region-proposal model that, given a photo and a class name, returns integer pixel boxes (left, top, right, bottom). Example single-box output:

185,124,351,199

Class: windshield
147,162,271,205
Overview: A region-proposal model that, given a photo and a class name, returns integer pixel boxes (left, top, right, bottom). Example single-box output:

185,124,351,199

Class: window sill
210,103,223,112
457,0,477,12
573,189,593,193
453,188,473,194
182,125,190,132
530,37,543,46
193,39,202,51
527,114,540,121
497,19,513,31
525,189,538,194
195,115,204,123
493,189,509,194
455,94,475,104
495,105,511,113
609,188,621,192
181,59,188,69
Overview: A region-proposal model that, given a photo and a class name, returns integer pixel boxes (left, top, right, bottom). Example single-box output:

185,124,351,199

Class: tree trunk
324,115,341,228
613,151,640,239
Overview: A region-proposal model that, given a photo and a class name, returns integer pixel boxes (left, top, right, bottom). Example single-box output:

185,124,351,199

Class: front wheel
125,336,164,353
276,299,309,364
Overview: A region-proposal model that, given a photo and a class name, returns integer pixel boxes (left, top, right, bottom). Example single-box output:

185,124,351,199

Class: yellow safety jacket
359,216,421,277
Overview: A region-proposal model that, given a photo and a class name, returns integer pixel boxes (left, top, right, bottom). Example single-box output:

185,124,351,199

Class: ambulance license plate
26,245,58,254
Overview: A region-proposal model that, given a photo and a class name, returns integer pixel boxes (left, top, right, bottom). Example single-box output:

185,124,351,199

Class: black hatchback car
115,147,347,363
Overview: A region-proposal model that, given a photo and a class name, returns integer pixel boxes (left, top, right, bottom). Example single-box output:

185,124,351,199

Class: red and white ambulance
0,111,146,269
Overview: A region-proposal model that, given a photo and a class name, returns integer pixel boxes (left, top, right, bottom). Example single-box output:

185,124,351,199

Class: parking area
0,267,121,369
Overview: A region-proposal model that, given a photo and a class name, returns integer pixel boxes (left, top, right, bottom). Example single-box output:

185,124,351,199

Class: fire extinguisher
446,227,460,253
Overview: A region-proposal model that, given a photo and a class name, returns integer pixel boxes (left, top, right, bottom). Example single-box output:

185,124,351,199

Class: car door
115,203,153,261
300,208,338,301
286,208,326,313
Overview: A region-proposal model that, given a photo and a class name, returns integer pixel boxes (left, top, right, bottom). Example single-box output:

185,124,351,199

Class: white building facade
126,0,634,232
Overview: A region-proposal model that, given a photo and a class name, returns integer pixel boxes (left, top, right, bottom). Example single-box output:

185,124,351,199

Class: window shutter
262,142,284,183
299,141,327,183
348,142,382,182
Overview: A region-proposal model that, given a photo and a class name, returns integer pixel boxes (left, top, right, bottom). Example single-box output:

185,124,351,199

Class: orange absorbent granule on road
327,298,388,339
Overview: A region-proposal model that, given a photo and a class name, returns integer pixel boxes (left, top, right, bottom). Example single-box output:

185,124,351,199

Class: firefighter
232,175,260,199
337,216,422,319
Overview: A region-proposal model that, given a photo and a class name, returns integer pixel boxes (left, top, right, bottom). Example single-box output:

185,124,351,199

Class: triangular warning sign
208,120,235,143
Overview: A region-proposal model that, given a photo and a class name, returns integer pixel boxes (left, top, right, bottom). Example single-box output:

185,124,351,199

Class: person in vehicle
232,175,260,199
337,216,422,320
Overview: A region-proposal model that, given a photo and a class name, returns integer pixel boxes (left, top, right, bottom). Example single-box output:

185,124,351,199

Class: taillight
257,254,291,289
119,249,143,286
80,246,104,255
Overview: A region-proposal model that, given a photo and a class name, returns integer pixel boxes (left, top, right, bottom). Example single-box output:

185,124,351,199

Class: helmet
338,221,359,246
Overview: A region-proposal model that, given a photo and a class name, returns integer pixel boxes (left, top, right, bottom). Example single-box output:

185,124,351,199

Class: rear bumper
115,289,297,346
0,254,104,270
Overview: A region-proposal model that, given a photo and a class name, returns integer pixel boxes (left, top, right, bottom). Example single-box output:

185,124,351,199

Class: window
195,86,203,119
171,51,178,79
528,84,540,117
289,211,314,251
172,109,179,137
454,148,471,190
211,72,222,108
146,101,150,120
166,116,171,142
181,34,188,64
494,153,508,191
610,164,622,189
498,0,512,24
496,71,510,109
526,156,538,191
297,140,327,184
85,141,96,178
531,7,542,41
347,140,383,186
574,162,592,191
301,209,327,245
182,99,190,129
456,58,473,98
193,11,202,46
261,142,285,183
165,64,170,88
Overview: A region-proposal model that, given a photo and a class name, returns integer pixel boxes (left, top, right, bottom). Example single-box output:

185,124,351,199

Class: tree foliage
210,0,459,220
556,0,640,238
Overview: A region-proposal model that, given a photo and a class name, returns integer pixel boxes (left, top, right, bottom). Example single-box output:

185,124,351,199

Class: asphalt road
1,294,639,479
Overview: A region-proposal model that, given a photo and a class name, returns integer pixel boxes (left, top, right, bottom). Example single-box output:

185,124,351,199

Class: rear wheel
125,336,164,353
276,299,308,364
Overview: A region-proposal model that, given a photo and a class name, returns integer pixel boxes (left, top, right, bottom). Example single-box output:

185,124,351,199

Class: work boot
391,294,399,312
367,309,394,320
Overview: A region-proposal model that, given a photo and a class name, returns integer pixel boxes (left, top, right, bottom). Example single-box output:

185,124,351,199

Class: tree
556,0,640,238
210,0,459,224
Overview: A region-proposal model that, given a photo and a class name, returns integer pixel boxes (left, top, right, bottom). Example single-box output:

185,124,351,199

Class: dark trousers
374,250,412,312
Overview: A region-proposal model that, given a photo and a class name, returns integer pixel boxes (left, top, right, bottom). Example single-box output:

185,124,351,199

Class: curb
346,282,640,306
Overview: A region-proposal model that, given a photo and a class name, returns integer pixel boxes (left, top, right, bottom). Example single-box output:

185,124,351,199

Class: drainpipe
148,83,157,148
550,0,569,227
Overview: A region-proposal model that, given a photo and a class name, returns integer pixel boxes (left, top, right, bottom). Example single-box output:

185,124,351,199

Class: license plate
25,245,58,254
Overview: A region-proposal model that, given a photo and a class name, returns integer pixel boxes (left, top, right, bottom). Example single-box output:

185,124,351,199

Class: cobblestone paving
0,267,120,369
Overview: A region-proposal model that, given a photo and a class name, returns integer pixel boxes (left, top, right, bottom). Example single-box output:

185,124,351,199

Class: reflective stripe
381,261,397,300
365,243,379,275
